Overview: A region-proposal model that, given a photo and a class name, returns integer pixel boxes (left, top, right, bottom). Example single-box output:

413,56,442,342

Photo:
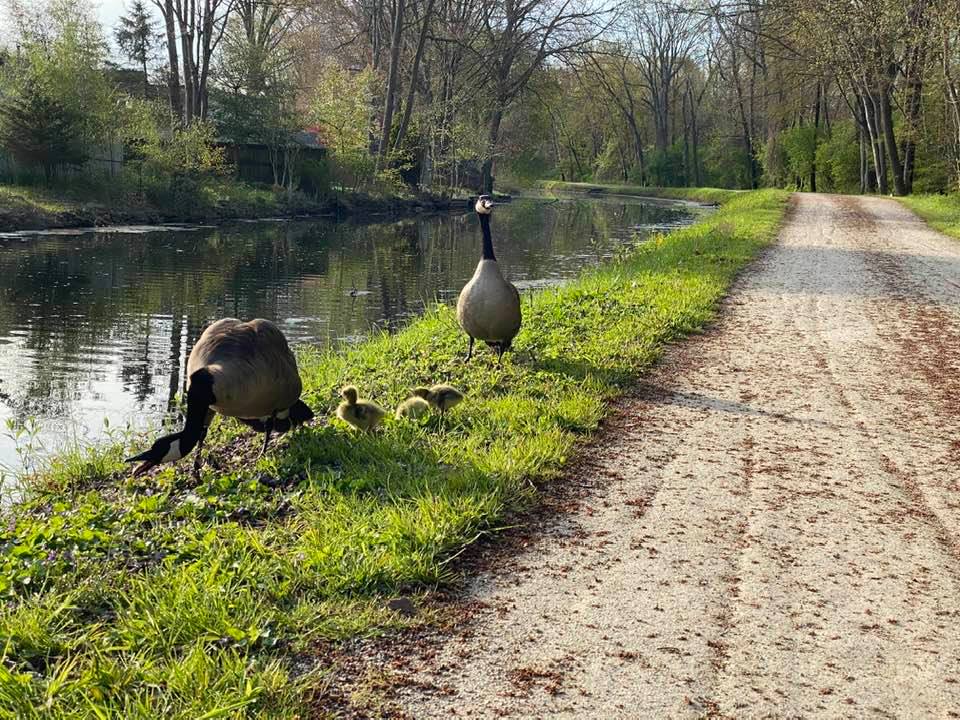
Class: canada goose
411,384,464,415
126,318,313,477
396,395,431,419
336,385,386,431
456,195,522,363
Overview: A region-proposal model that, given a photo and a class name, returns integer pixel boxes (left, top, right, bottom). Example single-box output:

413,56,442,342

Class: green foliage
113,0,160,80
702,136,753,189
0,0,118,180
648,143,687,187
309,63,377,191
815,121,861,193
297,157,332,199
780,125,818,189
0,189,790,716
121,104,225,181
15,0,119,149
0,77,87,178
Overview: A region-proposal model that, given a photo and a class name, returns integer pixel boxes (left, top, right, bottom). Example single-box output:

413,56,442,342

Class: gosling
412,384,465,415
336,386,386,431
396,395,431,419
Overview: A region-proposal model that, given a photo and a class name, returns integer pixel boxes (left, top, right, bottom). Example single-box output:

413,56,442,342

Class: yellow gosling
396,395,431,419
336,385,386,431
412,384,465,415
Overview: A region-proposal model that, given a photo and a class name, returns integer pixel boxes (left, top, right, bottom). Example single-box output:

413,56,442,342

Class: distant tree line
539,0,960,194
0,0,957,195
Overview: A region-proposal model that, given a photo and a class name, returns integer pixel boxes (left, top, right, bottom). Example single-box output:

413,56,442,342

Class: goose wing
188,318,302,419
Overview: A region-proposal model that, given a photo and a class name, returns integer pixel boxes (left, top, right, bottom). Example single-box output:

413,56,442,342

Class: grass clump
0,188,790,717
898,193,960,240
539,180,744,204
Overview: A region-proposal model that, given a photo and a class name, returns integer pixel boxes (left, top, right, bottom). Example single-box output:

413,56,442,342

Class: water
0,194,695,473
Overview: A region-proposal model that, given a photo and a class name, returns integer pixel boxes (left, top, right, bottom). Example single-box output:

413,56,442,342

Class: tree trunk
627,119,645,184
394,0,435,153
481,105,504,193
944,34,960,192
878,83,906,195
378,0,406,162
810,82,821,193
900,46,925,194
179,24,195,123
159,0,183,122
862,90,887,194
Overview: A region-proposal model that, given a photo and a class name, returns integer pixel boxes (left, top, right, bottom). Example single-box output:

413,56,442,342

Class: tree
150,0,234,123
0,77,87,179
1,0,120,152
115,0,162,98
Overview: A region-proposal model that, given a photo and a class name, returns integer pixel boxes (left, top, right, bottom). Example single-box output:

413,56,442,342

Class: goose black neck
478,213,496,261
182,369,215,449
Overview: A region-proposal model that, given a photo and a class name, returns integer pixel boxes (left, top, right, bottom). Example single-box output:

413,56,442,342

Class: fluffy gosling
396,395,431,419
336,385,386,431
412,384,465,415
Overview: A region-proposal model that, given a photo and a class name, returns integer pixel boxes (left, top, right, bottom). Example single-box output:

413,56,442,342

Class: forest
0,0,959,199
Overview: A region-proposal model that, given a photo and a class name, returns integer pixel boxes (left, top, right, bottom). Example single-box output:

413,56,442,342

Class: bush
815,121,860,193
0,77,87,179
298,157,332,199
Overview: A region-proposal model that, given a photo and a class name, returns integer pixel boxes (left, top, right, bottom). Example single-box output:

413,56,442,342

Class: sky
97,0,140,39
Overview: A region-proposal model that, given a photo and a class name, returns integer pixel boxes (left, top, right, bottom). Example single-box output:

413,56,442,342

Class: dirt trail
383,194,960,718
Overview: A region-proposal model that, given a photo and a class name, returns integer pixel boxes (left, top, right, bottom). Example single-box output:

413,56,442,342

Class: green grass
0,176,327,231
0,185,72,214
898,193,960,240
0,188,790,717
539,180,744,204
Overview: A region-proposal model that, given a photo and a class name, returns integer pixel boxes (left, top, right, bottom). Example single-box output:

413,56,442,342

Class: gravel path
385,194,960,718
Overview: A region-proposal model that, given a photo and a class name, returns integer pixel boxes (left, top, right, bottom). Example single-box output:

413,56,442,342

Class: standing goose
126,318,313,477
456,195,522,363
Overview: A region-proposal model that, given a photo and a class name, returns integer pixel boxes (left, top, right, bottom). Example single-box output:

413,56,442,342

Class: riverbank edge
0,189,791,717
0,182,483,233
539,180,744,204
897,193,960,240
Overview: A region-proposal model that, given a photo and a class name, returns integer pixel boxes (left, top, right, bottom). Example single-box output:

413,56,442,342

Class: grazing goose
411,384,464,415
336,385,386,431
126,318,313,477
456,195,522,363
396,395,431,419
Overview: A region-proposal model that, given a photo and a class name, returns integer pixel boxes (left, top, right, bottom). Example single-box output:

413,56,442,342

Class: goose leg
496,343,506,365
259,413,276,459
192,426,209,479
465,336,475,361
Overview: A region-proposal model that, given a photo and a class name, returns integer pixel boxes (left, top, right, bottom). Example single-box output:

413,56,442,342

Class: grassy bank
0,189,790,717
0,180,469,232
539,180,744,204
898,194,960,240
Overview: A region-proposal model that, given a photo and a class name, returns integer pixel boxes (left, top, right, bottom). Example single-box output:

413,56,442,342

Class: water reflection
0,194,693,471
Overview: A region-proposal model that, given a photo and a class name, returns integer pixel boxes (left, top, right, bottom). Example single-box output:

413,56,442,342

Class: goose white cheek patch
162,439,182,463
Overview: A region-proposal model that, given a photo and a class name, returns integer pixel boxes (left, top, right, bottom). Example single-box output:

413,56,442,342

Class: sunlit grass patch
898,193,960,240
539,180,744,204
0,188,789,717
